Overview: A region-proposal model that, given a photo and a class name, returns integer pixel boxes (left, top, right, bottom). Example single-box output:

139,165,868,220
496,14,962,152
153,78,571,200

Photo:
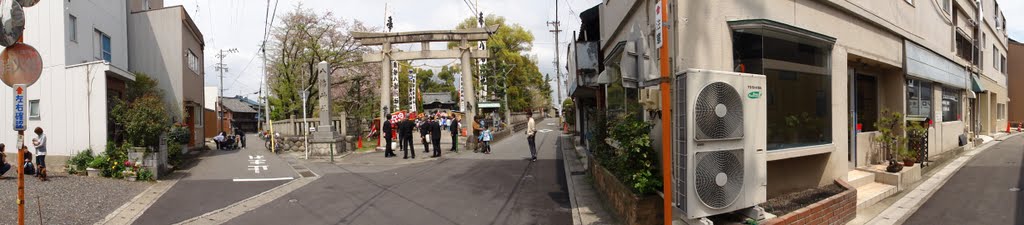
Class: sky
165,0,602,109
166,0,1024,107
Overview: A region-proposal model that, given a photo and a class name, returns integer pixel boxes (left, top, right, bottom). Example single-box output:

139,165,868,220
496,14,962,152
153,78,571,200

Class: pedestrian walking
383,114,396,158
32,127,47,181
473,116,484,153
400,113,416,159
420,117,430,153
526,112,537,162
430,116,443,157
479,125,492,154
450,114,460,152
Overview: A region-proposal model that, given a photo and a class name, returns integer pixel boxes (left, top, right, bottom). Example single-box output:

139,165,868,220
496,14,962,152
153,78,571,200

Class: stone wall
762,179,857,225
590,160,662,225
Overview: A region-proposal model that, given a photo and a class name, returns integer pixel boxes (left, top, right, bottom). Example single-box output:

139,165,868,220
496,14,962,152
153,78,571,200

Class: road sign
654,0,664,49
0,43,42,87
13,84,25,131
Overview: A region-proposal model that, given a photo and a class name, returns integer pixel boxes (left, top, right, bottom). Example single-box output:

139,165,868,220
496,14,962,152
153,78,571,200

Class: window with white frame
29,100,39,120
942,0,951,15
1001,54,1007,74
187,50,200,74
68,15,77,43
998,103,1006,119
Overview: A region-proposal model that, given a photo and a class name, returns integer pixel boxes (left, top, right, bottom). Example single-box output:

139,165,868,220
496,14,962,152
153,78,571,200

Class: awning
971,75,987,93
905,40,968,89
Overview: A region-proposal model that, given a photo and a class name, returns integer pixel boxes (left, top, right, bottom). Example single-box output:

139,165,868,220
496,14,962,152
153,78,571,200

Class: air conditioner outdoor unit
672,69,767,221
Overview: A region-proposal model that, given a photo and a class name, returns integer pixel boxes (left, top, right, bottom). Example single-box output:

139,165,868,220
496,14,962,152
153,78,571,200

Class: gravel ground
0,173,152,225
761,183,846,216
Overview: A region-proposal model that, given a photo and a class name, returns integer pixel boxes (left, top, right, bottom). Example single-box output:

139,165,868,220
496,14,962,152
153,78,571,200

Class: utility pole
214,48,238,134
548,0,562,119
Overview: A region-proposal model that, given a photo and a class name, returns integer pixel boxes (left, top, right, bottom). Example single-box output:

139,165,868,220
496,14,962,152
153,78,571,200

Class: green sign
748,91,761,99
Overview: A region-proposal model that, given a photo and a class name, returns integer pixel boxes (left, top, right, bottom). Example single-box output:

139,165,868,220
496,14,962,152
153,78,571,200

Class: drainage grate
292,165,305,170
299,171,316,178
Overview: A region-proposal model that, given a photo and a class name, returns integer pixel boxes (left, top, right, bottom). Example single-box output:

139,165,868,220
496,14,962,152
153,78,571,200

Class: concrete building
570,0,1009,220
128,0,206,148
0,0,205,156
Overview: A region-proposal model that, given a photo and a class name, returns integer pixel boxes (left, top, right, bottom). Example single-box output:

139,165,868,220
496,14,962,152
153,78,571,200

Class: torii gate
353,26,497,150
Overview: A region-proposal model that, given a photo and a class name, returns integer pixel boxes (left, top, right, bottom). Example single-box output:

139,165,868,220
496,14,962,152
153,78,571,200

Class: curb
558,135,584,225
864,132,1022,225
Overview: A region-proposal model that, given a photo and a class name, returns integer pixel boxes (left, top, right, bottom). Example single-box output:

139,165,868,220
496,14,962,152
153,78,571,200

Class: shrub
88,154,107,170
598,113,663,195
137,168,154,181
111,73,170,148
66,149,94,174
167,125,191,144
168,141,184,168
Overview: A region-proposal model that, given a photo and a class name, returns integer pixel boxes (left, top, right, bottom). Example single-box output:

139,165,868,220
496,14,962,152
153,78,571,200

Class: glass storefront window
941,87,961,122
906,79,933,119
732,27,833,150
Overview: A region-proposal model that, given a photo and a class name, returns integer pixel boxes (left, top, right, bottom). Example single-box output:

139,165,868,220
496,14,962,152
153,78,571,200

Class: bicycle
264,132,290,153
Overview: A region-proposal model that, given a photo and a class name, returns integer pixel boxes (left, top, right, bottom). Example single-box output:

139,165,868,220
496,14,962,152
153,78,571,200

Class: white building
0,0,205,156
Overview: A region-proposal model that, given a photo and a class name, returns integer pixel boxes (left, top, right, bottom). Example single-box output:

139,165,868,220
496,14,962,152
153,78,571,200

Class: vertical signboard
12,84,24,131
409,69,417,112
654,0,664,49
391,61,400,110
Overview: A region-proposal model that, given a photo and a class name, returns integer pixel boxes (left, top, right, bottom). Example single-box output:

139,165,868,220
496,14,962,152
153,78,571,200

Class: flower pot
903,159,915,167
86,168,100,177
125,176,137,182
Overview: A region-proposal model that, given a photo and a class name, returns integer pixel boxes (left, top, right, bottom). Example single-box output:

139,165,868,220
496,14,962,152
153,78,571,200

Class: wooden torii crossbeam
354,26,498,150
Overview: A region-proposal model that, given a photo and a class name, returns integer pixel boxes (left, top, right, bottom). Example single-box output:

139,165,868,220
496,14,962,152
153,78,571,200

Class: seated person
0,144,9,176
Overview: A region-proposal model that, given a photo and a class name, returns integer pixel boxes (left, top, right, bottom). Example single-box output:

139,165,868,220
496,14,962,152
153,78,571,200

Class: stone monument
309,61,346,158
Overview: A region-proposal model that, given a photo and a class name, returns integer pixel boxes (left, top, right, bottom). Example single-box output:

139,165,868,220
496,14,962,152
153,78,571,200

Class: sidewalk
558,134,620,225
852,132,1022,225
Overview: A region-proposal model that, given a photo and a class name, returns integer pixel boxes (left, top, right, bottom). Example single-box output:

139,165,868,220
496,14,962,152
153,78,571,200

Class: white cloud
1000,0,1024,41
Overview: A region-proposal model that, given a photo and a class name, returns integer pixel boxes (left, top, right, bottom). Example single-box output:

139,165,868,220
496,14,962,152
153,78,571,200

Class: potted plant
898,145,916,166
122,161,139,181
86,155,107,177
875,110,906,172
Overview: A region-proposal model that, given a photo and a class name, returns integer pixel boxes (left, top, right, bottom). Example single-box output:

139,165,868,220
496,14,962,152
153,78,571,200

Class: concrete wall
1009,42,1024,123
63,0,129,69
129,8,185,119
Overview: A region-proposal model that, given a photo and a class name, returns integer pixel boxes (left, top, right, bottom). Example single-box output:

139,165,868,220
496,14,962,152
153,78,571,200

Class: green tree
111,73,169,148
451,15,546,112
267,4,372,120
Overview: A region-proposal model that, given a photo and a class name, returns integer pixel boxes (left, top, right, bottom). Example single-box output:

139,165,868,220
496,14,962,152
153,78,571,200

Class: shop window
941,87,961,122
731,25,833,150
906,79,933,119
856,75,878,131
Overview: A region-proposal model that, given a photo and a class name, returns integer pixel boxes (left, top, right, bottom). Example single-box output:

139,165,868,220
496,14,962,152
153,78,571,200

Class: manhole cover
1011,187,1020,192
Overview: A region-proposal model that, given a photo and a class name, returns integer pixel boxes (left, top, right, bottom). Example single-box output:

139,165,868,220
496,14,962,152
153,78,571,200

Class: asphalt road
226,120,572,225
904,135,1024,225
133,134,297,225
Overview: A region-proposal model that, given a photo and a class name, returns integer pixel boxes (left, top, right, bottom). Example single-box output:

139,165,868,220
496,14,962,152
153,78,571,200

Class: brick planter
589,161,663,225
762,179,857,225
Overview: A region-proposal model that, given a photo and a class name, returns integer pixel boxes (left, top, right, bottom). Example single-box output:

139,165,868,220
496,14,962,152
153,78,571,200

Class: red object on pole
358,136,363,148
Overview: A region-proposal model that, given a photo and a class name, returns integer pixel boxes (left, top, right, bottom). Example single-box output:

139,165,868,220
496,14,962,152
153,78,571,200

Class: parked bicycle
264,132,290,153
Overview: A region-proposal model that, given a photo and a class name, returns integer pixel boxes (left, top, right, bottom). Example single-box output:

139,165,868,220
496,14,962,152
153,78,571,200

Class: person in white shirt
526,111,537,162
214,132,226,150
32,127,48,181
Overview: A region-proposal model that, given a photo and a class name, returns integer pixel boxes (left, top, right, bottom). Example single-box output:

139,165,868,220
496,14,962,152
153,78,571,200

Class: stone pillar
378,43,391,149
311,61,345,156
460,39,477,150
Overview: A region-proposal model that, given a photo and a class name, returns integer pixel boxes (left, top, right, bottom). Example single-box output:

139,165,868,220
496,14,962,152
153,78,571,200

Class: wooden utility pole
548,0,562,120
